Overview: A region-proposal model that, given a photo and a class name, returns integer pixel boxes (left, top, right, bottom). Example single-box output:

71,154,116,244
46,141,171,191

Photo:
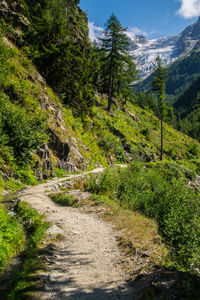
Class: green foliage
0,30,48,171
166,51,200,98
142,51,200,102
0,95,47,164
151,56,168,161
16,201,48,247
98,132,125,162
134,90,157,113
141,51,200,141
87,163,200,271
176,88,200,141
49,192,75,206
8,201,49,299
99,13,137,110
20,0,96,119
0,206,25,272
174,76,200,117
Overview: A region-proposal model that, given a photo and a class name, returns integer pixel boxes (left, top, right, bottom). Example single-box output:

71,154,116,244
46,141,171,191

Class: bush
49,192,75,206
87,163,200,271
0,207,25,272
98,133,125,162
16,201,48,247
8,201,49,299
0,95,47,164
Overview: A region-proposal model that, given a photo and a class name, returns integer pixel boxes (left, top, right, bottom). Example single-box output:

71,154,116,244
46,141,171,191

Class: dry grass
59,175,172,275
69,186,171,276
101,202,170,273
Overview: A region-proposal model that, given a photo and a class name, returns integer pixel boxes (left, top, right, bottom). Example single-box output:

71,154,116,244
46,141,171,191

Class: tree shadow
129,267,200,300
2,243,200,300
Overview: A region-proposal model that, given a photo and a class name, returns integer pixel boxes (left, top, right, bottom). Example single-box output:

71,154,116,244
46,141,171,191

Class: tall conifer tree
100,14,136,111
152,56,168,161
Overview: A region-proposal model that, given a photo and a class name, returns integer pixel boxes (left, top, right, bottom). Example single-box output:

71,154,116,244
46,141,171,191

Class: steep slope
173,76,200,118
0,36,90,183
0,31,199,187
172,77,200,141
177,16,200,55
141,50,200,101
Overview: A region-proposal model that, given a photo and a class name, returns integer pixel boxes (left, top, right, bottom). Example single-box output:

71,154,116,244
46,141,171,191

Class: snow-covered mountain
129,17,200,80
128,34,180,80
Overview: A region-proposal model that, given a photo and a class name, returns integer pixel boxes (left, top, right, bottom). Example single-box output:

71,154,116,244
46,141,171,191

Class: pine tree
152,56,168,161
100,14,136,111
22,0,97,119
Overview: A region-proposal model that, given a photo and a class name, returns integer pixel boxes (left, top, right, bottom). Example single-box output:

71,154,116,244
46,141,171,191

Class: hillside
140,49,200,141
141,50,200,101
0,0,198,190
0,33,199,189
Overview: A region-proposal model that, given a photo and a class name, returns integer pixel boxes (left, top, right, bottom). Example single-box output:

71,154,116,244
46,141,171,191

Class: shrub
87,163,200,271
16,201,48,247
0,95,47,164
49,192,75,206
0,207,25,272
98,133,125,162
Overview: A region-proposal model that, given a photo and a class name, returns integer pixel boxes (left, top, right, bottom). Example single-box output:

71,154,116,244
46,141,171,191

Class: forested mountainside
141,50,200,102
139,17,200,133
140,48,200,141
0,1,200,299
0,0,197,189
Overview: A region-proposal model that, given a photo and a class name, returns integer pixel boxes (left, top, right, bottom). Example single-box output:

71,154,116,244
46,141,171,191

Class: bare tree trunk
107,73,114,111
160,113,163,161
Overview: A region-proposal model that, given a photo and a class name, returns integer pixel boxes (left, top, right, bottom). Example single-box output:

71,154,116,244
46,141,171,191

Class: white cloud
177,0,200,19
88,22,149,43
126,27,147,40
88,21,103,42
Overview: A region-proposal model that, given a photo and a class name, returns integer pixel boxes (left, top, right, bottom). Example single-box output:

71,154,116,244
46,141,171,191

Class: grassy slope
0,34,199,188
73,97,200,171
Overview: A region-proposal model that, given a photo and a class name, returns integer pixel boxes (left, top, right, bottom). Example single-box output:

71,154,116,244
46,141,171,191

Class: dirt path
19,168,135,299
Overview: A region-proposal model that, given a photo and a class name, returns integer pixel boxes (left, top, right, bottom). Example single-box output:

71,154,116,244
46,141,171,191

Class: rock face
36,145,54,180
48,130,86,173
35,92,88,178
177,17,200,55
0,0,29,30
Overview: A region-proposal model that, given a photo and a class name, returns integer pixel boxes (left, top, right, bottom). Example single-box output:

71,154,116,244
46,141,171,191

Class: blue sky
79,0,200,39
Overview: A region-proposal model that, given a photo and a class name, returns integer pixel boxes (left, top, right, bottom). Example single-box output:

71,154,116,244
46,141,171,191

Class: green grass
0,206,25,273
7,201,49,300
87,163,200,273
49,192,77,207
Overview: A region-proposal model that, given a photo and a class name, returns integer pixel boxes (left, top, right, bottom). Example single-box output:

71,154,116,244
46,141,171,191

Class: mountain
129,34,179,80
129,17,200,80
177,16,200,55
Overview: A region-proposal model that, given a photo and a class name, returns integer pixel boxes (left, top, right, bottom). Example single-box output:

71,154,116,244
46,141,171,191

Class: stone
46,225,63,236
125,109,139,121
